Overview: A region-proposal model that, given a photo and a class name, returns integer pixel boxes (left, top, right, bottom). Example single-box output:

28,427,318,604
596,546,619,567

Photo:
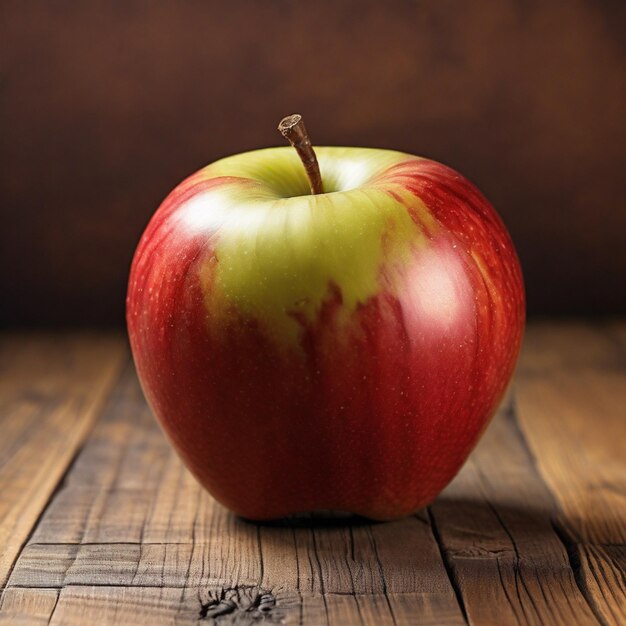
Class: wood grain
0,588,58,625
0,324,624,624
516,322,626,626
430,399,599,625
0,333,126,589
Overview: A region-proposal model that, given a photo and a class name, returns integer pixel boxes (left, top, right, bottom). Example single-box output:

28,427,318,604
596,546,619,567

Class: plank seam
550,523,612,626
291,527,304,626
343,525,365,626
368,526,399,626
310,528,331,625
45,588,60,626
425,508,469,625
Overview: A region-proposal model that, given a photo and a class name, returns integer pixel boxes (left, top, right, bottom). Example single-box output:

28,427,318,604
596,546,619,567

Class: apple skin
127,147,525,520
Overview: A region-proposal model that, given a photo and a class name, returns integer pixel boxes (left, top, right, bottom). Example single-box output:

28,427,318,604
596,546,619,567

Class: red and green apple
127,115,524,520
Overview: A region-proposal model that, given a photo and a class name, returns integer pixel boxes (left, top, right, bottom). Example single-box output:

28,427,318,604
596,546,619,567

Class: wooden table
0,323,624,625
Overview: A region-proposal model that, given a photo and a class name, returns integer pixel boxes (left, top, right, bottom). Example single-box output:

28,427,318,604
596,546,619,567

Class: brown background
2,0,625,327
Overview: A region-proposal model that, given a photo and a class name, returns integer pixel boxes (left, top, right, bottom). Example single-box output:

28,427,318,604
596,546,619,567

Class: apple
127,115,524,520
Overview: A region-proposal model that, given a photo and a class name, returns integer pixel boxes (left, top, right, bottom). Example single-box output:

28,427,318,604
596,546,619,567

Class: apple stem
278,114,324,195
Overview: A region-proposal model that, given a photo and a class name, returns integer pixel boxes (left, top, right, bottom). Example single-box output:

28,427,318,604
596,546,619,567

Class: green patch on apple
197,147,437,347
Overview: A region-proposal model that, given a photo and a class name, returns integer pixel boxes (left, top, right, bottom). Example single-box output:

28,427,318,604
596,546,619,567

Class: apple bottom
174,422,490,521
136,281,515,521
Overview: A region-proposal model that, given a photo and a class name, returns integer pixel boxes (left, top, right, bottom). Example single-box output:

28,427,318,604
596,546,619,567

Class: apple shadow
237,494,558,540
239,511,379,528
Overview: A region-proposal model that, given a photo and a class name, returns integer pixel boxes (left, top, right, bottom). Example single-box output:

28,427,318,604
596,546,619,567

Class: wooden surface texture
0,322,624,625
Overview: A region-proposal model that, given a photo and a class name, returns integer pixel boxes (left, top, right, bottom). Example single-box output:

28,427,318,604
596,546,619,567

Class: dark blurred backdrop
2,1,625,326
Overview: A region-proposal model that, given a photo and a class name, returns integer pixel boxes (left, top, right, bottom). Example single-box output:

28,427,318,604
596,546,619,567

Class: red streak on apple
127,155,524,520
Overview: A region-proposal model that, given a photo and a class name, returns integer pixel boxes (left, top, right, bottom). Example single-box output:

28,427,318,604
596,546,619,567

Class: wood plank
48,586,201,625
2,586,465,626
0,333,126,589
430,398,599,625
516,370,625,545
0,588,58,625
515,322,626,626
4,363,465,625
